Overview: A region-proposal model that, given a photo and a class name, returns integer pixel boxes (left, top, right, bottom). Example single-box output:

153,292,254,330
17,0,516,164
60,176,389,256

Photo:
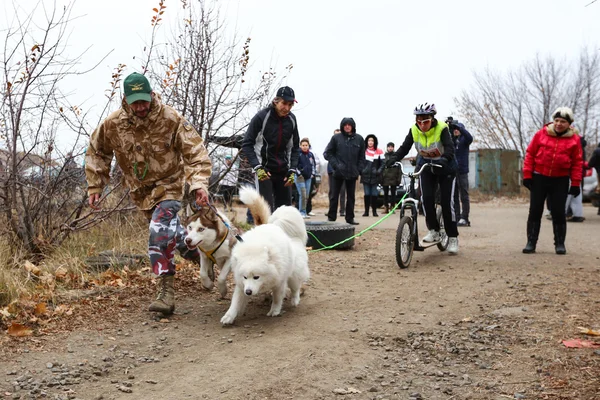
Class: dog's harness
197,226,229,264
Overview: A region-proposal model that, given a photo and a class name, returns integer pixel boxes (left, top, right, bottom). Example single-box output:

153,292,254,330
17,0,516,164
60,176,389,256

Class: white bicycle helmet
414,103,437,116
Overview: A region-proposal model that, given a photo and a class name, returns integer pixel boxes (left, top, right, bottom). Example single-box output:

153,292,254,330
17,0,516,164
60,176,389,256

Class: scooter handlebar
393,162,441,176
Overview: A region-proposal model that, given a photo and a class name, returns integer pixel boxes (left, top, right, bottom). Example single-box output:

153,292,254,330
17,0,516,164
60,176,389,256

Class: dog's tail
269,206,308,245
238,186,271,226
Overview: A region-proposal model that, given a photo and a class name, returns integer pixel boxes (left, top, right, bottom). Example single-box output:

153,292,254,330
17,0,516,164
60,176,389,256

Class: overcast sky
4,0,598,159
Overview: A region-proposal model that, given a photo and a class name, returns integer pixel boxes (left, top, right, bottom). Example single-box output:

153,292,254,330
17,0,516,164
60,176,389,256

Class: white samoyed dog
220,187,310,325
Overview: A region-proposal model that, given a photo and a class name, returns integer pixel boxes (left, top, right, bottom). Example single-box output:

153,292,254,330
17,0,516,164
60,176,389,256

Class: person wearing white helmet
394,103,460,254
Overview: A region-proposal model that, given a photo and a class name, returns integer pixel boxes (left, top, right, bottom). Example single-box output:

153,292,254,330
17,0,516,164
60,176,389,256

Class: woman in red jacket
522,107,583,255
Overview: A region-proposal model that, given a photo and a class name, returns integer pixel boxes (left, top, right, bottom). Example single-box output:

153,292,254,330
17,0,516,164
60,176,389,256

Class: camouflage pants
148,200,200,276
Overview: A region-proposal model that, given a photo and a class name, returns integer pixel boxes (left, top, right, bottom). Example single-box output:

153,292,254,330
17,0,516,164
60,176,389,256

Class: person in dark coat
327,129,346,216
323,118,366,225
382,142,401,213
587,142,600,215
360,134,384,217
446,117,473,227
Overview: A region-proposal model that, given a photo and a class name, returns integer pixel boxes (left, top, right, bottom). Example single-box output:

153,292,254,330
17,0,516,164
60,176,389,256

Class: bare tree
0,2,131,261
143,0,290,190
455,48,600,155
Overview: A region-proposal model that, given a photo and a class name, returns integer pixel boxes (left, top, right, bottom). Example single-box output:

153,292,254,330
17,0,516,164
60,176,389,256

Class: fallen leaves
8,323,33,337
578,326,600,336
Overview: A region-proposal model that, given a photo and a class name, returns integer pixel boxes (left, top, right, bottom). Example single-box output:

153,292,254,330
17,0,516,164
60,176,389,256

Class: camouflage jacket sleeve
85,116,116,196
174,119,212,194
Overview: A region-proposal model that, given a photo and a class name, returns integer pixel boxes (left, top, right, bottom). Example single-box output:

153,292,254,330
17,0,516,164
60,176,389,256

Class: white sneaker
308,212,316,216
423,230,441,243
448,237,459,254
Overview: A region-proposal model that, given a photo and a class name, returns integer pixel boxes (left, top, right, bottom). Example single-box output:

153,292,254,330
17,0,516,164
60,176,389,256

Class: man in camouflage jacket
85,72,212,315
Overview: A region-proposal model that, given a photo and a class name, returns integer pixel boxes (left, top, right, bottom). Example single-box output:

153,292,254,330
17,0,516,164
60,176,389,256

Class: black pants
419,169,458,237
383,185,397,206
328,173,346,213
327,177,357,222
257,172,292,212
306,178,316,214
527,174,569,225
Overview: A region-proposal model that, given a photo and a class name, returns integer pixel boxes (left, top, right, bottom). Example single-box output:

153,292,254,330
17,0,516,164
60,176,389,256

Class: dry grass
0,211,149,319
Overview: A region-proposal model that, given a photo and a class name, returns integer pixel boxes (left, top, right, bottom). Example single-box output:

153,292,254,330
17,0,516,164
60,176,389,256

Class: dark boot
362,195,370,217
553,222,567,255
384,203,389,213
371,195,379,217
522,221,540,254
149,275,175,314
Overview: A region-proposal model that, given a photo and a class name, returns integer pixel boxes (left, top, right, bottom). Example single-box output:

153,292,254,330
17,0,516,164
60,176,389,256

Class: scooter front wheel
396,216,414,269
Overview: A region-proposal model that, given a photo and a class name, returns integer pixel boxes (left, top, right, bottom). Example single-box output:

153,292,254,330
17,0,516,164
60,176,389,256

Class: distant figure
446,117,473,227
306,145,321,217
382,142,401,213
522,107,583,255
242,86,300,211
360,134,384,217
327,129,346,217
324,118,366,225
295,137,317,218
587,142,600,215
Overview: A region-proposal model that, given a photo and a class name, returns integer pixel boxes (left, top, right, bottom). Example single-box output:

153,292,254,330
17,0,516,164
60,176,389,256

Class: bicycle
394,162,449,268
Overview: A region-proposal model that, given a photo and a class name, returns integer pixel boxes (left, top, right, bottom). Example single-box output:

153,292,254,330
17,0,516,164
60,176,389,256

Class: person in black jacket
360,134,384,217
323,118,366,225
242,86,300,211
446,117,473,227
382,142,401,213
327,129,347,216
588,142,600,215
395,103,460,254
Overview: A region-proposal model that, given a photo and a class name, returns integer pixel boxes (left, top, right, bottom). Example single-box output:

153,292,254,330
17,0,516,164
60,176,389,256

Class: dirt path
2,201,600,399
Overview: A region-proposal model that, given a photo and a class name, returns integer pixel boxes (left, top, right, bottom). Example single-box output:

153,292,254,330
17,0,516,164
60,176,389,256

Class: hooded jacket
242,104,300,175
523,123,583,186
451,122,473,175
360,134,384,185
323,118,366,180
85,94,212,211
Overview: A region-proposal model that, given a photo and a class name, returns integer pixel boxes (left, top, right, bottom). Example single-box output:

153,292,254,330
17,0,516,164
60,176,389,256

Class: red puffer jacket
523,123,583,186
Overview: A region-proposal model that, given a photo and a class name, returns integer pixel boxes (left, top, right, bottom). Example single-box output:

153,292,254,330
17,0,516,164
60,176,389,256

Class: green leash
308,192,408,253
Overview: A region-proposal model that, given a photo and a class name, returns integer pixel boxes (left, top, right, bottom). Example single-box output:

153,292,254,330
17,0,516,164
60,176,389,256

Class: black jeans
453,173,470,221
527,174,569,225
419,169,459,237
258,172,292,211
328,177,356,222
383,185,397,206
328,173,346,214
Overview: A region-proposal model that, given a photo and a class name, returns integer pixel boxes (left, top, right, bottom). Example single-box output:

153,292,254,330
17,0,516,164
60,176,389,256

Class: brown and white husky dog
184,206,239,298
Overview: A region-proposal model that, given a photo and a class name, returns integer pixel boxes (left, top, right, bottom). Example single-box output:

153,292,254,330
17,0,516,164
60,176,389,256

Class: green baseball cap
123,72,152,104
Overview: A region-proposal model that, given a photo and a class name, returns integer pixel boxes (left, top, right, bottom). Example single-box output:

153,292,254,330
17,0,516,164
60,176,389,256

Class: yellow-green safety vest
410,121,448,160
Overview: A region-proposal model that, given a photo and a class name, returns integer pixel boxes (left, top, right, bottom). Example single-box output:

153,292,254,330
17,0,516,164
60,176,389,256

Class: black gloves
523,179,532,190
568,185,581,197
